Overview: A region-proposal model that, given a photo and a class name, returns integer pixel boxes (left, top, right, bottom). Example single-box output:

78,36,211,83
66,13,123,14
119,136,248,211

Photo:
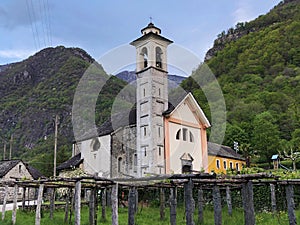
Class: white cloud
0,49,34,59
233,1,255,24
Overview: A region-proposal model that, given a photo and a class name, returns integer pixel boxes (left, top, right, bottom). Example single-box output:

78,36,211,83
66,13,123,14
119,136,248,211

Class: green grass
1,206,299,225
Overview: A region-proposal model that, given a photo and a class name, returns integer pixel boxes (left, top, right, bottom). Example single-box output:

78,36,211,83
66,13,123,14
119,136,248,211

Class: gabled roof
0,160,20,178
26,165,46,179
207,142,245,161
75,106,137,142
97,106,136,137
0,159,45,179
130,31,173,46
180,153,194,161
163,92,211,127
57,153,83,171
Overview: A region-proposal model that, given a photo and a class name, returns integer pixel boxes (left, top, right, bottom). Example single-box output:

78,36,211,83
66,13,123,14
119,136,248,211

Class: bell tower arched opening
156,46,162,68
141,47,148,68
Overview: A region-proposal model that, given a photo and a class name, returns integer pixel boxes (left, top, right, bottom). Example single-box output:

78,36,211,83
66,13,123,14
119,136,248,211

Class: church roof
130,31,173,46
207,142,245,160
163,92,211,127
97,106,136,136
57,153,83,171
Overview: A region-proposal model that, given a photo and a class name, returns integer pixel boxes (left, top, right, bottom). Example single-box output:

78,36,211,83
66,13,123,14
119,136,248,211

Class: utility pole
9,135,13,160
53,115,59,178
3,143,6,160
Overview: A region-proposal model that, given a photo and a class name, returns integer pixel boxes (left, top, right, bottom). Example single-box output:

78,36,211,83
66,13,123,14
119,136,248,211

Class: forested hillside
182,0,300,164
0,46,127,176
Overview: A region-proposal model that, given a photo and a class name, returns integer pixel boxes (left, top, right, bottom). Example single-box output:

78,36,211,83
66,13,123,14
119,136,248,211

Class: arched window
182,128,188,141
155,47,162,68
118,157,122,173
176,129,181,140
90,138,101,152
189,131,194,142
141,47,148,68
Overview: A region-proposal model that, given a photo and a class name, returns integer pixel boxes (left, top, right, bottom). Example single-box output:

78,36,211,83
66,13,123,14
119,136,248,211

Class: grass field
1,205,299,225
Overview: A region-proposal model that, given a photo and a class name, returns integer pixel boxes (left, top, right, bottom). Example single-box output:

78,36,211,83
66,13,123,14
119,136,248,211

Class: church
58,23,244,178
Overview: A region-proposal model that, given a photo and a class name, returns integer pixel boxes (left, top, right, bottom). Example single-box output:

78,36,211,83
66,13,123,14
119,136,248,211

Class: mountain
181,0,300,164
0,46,128,176
115,70,186,89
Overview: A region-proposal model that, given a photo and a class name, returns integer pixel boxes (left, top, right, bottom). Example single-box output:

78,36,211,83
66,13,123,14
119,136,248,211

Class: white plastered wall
81,135,111,177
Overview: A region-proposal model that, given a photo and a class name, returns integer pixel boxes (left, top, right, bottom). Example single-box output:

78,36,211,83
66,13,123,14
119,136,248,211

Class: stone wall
111,125,137,178
0,161,36,203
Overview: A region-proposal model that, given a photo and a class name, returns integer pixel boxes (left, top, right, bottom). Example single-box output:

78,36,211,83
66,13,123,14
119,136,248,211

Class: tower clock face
91,138,101,151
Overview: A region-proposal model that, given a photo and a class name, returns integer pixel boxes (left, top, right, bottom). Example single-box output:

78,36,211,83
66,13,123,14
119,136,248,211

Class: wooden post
9,134,13,160
107,188,112,207
184,179,195,225
89,188,96,225
286,185,296,225
135,189,138,213
111,184,118,225
270,184,276,214
1,185,8,221
49,188,55,219
3,143,6,160
160,188,165,220
12,184,18,225
22,187,26,210
226,186,232,216
101,188,106,221
242,181,255,225
53,114,59,178
64,188,70,223
170,187,177,225
128,187,136,225
197,186,204,224
213,185,222,225
69,188,74,224
74,180,81,225
35,184,44,225
27,187,30,208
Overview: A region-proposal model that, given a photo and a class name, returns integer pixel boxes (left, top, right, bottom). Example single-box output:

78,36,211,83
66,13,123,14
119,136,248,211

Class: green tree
252,112,280,164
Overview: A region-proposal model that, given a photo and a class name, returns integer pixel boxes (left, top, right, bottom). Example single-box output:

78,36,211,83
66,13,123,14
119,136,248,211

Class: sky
0,0,282,68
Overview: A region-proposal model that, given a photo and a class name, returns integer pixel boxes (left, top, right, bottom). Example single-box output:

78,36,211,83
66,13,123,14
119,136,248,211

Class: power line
29,0,41,49
45,0,53,46
26,0,38,51
38,0,47,47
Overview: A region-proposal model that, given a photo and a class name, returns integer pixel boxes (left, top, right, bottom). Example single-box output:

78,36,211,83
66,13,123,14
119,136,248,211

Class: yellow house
207,142,245,174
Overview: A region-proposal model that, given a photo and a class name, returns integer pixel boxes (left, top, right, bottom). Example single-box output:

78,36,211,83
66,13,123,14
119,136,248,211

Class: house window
158,147,161,156
159,88,161,96
223,161,227,169
189,131,194,142
230,162,233,169
176,129,181,140
144,127,147,136
19,165,22,173
183,128,188,141
158,127,161,138
143,88,146,97
144,147,147,156
216,160,220,169
118,157,122,173
236,163,239,171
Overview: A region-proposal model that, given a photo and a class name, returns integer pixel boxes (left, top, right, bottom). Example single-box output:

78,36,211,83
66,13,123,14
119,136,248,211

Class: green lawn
1,206,299,225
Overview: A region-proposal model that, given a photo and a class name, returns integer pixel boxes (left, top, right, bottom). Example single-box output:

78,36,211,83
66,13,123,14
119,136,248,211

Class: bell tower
131,23,173,177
